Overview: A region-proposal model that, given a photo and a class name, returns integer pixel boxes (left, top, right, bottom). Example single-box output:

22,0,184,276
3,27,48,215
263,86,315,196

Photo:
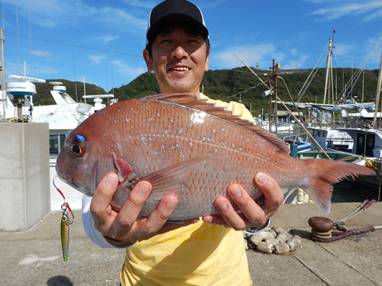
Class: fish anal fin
144,93,289,154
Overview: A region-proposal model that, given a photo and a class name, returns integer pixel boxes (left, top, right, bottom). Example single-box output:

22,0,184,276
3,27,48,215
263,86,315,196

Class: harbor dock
0,202,381,286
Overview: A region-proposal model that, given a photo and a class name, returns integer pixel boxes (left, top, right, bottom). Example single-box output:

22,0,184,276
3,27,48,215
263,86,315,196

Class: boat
1,73,115,210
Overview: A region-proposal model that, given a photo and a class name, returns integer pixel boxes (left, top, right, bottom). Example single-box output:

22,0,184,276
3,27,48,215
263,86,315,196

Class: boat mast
361,70,365,103
0,28,6,120
323,31,335,105
373,52,382,128
269,59,279,133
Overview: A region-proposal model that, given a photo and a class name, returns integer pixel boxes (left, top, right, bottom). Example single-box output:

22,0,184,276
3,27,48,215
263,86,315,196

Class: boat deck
1,203,381,286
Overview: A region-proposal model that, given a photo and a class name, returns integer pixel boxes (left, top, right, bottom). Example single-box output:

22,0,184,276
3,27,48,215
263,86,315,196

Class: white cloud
96,35,120,44
29,50,51,57
334,43,354,56
309,0,382,21
200,0,228,8
214,44,278,69
96,7,146,29
123,0,157,9
363,8,382,21
289,48,298,57
89,55,106,65
31,65,59,75
363,34,382,66
111,60,146,78
214,44,312,70
3,0,146,30
284,55,310,69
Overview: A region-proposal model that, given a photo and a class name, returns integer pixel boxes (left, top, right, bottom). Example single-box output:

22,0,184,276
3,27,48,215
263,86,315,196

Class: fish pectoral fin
112,153,134,182
141,157,208,200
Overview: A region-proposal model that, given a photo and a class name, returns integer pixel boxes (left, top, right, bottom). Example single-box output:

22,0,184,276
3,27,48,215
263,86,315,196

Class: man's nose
172,44,188,59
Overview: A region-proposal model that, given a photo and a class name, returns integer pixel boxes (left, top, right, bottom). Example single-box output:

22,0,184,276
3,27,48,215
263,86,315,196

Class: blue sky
2,0,382,91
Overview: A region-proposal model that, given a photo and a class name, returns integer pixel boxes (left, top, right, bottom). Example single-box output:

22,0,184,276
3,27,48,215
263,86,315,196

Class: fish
56,93,376,220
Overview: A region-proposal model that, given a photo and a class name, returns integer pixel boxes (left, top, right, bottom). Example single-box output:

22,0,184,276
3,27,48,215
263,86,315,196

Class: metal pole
361,70,365,103
0,28,6,120
275,61,279,134
373,52,382,128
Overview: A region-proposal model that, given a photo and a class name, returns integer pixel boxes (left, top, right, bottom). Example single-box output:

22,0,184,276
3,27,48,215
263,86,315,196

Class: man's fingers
227,184,267,226
202,215,226,226
213,195,247,230
91,173,119,218
132,194,178,239
115,181,152,230
254,172,283,213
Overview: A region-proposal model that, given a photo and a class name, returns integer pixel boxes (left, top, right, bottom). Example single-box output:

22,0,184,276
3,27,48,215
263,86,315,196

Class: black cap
146,0,208,43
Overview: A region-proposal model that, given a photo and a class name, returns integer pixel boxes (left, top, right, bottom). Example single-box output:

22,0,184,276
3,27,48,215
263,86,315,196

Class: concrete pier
0,123,50,231
0,203,381,285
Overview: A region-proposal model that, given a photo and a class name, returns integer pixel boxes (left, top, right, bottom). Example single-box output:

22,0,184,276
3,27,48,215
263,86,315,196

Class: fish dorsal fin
144,93,290,154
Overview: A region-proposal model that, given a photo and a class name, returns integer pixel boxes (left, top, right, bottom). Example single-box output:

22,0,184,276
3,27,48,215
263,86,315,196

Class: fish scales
56,94,376,220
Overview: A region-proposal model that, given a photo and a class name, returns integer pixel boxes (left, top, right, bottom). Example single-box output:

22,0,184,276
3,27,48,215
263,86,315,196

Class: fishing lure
54,178,74,262
60,202,74,262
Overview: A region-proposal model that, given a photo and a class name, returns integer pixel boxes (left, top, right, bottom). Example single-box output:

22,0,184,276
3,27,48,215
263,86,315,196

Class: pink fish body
56,94,376,220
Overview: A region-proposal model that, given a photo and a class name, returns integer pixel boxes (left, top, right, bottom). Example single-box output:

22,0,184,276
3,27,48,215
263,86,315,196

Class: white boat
2,75,115,210
307,126,354,152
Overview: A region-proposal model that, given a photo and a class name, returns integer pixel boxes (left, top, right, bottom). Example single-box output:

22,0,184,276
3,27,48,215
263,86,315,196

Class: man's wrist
249,218,271,232
103,235,134,248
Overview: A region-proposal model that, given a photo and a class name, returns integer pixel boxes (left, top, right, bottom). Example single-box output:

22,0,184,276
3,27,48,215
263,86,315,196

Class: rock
256,242,273,254
274,243,290,255
250,230,274,245
264,238,279,246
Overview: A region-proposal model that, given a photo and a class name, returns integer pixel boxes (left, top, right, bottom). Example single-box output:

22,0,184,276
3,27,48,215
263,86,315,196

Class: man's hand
202,172,283,230
90,173,196,247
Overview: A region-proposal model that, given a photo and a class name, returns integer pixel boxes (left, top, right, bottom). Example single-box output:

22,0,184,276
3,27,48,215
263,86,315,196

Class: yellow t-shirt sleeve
199,93,255,123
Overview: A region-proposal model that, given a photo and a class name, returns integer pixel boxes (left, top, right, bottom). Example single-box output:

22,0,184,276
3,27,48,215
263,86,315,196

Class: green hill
111,67,379,116
32,68,379,117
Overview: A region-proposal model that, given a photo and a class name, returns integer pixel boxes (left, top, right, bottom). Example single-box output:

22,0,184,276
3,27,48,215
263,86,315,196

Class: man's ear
143,49,153,72
204,54,210,72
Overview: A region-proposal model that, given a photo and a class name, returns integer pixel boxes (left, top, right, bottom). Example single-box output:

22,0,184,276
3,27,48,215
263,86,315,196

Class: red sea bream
56,94,376,220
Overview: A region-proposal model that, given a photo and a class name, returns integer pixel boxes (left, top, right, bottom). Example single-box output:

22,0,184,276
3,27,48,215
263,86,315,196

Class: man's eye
187,39,200,45
158,39,172,45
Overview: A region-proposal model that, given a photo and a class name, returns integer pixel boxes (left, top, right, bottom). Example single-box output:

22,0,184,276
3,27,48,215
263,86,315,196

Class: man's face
144,27,209,94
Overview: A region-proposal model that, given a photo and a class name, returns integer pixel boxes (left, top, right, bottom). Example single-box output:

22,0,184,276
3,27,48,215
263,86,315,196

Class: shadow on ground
47,275,73,286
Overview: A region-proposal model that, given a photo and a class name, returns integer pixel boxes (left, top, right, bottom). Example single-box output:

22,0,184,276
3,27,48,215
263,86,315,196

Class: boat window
49,133,67,155
61,93,76,104
49,135,59,155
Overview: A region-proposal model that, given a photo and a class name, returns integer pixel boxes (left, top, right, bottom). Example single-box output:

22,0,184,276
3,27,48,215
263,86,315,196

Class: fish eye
72,144,85,157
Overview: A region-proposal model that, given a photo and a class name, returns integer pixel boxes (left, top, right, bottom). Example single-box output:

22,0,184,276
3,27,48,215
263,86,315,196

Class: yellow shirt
120,95,254,286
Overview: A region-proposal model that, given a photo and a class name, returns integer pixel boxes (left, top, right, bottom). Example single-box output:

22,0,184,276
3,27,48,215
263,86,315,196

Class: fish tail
302,159,376,213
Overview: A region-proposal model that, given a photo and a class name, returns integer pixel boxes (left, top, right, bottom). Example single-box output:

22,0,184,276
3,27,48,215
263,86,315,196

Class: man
82,0,283,285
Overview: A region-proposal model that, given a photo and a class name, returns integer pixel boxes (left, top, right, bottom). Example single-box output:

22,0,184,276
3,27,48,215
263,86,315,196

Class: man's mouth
169,65,191,72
